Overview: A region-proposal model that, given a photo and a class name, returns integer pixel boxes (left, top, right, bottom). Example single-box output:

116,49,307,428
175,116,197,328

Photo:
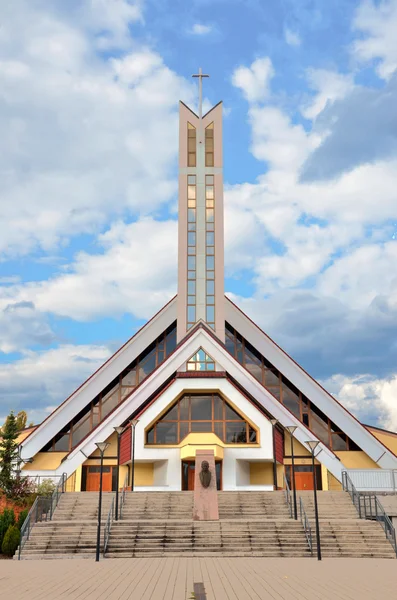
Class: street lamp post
270,419,278,490
113,427,124,521
285,426,298,520
305,440,322,561
130,419,139,492
95,441,110,562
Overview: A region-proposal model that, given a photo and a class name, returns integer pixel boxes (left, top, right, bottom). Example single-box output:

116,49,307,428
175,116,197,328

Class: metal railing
50,473,67,519
103,495,115,557
346,469,397,492
18,472,67,560
283,472,293,518
342,471,397,557
119,472,129,519
299,497,313,555
342,470,362,517
18,495,52,560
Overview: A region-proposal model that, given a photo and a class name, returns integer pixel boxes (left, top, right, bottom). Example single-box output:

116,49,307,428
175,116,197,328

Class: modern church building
20,78,397,496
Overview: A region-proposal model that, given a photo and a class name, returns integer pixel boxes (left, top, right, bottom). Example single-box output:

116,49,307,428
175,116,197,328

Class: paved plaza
1,557,396,599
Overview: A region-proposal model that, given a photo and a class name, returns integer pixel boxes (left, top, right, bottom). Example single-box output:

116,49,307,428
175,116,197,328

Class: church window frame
42,322,177,453
225,322,356,452
205,122,214,167
145,392,258,445
187,174,197,330
187,122,196,167
205,174,215,329
186,348,215,371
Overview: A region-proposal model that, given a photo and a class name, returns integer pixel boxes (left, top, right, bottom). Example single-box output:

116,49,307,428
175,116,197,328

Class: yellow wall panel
24,452,68,470
284,437,310,457
134,463,154,486
367,428,397,454
249,462,273,485
335,451,379,469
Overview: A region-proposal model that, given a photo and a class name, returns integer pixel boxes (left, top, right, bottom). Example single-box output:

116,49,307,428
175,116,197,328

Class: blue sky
1,0,397,430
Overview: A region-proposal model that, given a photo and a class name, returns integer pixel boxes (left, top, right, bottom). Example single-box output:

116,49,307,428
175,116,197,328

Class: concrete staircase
106,490,311,558
120,491,194,520
297,491,396,558
16,492,115,560
218,491,291,520
16,490,397,559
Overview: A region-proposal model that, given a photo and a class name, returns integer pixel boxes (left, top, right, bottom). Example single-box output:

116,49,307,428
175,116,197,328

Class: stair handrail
18,495,51,560
342,470,362,517
103,495,115,557
119,471,129,519
283,472,293,518
299,496,313,555
343,470,397,557
50,472,67,519
361,493,397,558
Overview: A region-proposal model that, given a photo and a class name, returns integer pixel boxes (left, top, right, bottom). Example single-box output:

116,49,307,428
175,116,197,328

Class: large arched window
146,393,257,445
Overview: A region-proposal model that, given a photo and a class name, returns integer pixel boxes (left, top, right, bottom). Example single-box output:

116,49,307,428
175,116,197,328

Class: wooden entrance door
86,466,113,492
187,464,195,490
294,471,314,491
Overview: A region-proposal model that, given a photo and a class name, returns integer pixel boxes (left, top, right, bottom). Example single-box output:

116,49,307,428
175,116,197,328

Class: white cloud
0,301,55,353
318,242,397,310
302,69,355,120
284,28,301,47
352,0,397,79
323,373,397,431
0,1,194,258
0,344,111,422
232,57,274,103
0,218,178,322
189,23,213,35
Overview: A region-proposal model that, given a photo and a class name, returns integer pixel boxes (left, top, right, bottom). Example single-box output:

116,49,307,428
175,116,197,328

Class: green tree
1,524,20,556
0,508,16,548
15,411,27,431
0,411,19,495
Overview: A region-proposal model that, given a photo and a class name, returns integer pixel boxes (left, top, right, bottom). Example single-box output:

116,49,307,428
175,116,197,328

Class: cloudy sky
1,0,397,430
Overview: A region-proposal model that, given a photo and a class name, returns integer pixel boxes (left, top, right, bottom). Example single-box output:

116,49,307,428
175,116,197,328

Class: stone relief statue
199,460,211,488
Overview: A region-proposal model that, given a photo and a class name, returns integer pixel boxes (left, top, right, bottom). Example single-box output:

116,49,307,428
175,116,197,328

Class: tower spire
177,75,224,344
192,67,209,119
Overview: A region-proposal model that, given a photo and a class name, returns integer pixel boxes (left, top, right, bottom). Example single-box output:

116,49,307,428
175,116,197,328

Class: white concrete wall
131,377,273,491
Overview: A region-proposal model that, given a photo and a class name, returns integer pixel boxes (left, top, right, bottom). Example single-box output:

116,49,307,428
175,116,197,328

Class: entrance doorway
82,466,116,492
285,465,322,490
182,461,222,490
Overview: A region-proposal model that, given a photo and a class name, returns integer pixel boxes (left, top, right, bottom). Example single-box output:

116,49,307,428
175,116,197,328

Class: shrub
17,509,29,530
1,525,20,557
9,476,35,503
0,508,16,548
36,479,56,498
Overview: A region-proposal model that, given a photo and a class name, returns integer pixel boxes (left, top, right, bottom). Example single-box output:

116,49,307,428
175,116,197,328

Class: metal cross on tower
192,67,209,119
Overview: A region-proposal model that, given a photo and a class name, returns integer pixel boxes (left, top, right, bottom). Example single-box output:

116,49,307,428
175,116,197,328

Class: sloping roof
20,295,397,476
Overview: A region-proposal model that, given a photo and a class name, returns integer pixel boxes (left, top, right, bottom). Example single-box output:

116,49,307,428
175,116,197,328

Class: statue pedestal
193,449,219,521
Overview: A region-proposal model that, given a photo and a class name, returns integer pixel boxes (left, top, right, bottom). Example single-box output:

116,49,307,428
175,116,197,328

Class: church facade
20,81,397,494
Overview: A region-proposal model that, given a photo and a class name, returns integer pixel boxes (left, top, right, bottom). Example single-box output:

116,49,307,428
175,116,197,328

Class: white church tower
176,69,225,343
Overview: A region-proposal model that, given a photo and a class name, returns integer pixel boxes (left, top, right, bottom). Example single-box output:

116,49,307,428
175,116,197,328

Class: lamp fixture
285,425,297,435
305,440,320,453
95,442,110,454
